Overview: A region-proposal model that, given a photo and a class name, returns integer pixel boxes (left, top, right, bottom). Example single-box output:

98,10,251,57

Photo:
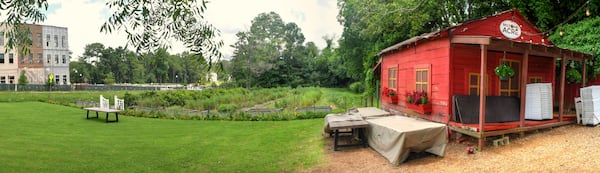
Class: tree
104,72,116,85
512,0,599,32
230,12,314,88
18,70,28,86
2,0,222,67
549,17,600,81
336,0,513,98
81,43,106,65
101,0,223,66
1,0,47,55
230,12,285,88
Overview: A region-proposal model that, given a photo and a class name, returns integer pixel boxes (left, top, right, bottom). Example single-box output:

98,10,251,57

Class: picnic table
83,95,124,123
324,114,369,151
84,107,121,123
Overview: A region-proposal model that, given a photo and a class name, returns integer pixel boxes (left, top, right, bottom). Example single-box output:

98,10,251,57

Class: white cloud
204,0,343,59
42,0,127,60
40,0,342,60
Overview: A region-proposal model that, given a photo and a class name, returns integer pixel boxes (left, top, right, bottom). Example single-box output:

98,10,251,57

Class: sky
41,0,343,60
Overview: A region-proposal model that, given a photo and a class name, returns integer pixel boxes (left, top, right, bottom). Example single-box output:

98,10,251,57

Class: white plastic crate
580,86,600,100
525,83,553,120
575,97,583,124
581,114,600,126
581,98,600,113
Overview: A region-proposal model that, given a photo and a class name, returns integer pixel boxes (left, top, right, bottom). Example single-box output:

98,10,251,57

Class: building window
47,54,51,64
0,76,5,84
20,54,24,64
28,54,33,64
0,53,4,64
62,55,66,64
37,53,43,64
8,76,14,84
61,36,67,48
468,73,490,95
36,33,42,47
28,33,32,45
499,59,520,96
54,55,59,64
54,35,58,47
46,34,50,47
8,53,13,64
55,75,60,85
388,67,397,90
416,68,429,92
530,76,543,83
63,75,67,84
0,32,4,46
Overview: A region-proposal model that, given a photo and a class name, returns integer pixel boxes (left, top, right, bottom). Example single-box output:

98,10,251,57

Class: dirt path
307,125,600,172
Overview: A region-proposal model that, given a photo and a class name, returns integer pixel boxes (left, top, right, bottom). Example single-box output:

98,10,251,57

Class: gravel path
307,125,600,172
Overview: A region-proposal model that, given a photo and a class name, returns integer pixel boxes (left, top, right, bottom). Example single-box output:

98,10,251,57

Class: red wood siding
452,45,556,95
381,38,451,122
527,55,554,84
452,10,550,46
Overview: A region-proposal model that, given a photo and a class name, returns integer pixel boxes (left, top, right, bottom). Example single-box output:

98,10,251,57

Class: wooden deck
449,119,574,139
382,103,577,150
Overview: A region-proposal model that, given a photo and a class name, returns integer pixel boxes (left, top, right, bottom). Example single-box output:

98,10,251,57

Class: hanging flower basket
495,64,514,80
566,68,582,83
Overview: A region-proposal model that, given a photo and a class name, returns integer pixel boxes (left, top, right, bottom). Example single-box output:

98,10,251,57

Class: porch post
479,44,487,149
552,58,556,114
559,57,567,122
583,59,587,87
519,50,529,127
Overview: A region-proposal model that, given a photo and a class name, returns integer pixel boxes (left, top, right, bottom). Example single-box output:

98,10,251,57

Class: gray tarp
322,107,447,165
366,115,447,165
323,107,391,135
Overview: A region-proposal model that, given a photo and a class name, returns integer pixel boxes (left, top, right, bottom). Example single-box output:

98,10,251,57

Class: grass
0,91,142,105
0,102,326,172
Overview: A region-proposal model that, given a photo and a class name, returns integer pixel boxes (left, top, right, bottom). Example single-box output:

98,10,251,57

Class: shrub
348,81,364,93
218,104,238,113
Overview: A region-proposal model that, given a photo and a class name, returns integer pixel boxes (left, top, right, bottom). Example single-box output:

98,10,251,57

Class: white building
0,24,70,85
206,72,217,83
42,25,70,85
0,31,19,84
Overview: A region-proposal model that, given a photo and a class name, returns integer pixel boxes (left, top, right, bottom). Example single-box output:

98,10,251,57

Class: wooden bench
84,95,124,123
84,107,121,123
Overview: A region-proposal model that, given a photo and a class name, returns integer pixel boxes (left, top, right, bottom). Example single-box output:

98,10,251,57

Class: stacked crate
579,86,600,125
525,83,553,120
575,97,582,124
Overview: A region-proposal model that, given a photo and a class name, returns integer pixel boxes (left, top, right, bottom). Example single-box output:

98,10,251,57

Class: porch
450,36,591,149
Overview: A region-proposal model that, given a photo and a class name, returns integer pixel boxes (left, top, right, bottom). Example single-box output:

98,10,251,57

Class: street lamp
73,69,78,83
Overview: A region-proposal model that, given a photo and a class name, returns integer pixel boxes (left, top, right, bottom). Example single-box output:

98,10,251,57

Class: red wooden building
376,9,592,149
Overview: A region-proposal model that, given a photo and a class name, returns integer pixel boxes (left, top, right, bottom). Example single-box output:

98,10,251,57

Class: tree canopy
336,0,598,96
2,0,223,64
71,43,207,85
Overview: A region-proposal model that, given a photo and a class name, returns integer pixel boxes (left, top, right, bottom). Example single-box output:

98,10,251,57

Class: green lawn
0,102,326,172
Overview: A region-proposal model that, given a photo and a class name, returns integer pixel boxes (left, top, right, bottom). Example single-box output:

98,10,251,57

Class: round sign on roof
500,20,521,39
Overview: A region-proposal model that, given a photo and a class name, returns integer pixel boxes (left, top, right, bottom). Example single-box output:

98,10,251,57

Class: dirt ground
306,124,600,173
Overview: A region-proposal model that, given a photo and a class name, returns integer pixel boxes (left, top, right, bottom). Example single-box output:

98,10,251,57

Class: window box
390,95,398,104
406,103,432,114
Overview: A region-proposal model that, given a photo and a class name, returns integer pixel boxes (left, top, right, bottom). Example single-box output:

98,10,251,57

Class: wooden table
329,120,369,151
84,107,122,123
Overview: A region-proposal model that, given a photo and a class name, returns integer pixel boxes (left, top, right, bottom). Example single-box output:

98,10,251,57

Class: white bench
115,96,124,110
84,95,124,123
